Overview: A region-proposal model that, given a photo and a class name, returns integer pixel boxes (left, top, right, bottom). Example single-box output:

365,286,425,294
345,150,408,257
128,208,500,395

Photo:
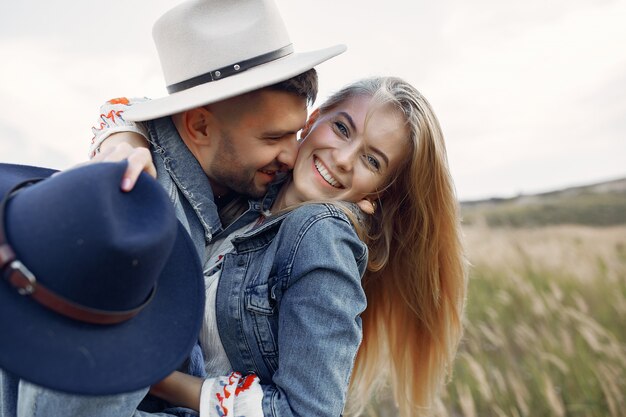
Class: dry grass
363,225,626,416
463,225,626,284
436,225,626,417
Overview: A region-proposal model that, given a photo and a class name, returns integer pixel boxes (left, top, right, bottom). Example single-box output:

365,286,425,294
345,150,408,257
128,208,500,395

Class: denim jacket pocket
245,282,280,371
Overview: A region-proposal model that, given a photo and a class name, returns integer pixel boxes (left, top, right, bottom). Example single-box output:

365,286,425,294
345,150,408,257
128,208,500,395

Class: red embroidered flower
107,97,130,105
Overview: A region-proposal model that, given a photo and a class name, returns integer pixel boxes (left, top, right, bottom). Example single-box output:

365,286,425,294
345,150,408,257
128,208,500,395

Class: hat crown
0,162,205,395
4,163,177,312
154,0,291,87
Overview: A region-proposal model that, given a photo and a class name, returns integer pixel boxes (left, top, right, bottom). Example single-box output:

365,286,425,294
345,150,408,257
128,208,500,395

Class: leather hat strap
0,179,156,325
166,44,293,94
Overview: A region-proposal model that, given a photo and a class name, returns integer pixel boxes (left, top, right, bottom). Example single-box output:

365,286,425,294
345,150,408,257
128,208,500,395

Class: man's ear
182,107,212,143
300,108,320,140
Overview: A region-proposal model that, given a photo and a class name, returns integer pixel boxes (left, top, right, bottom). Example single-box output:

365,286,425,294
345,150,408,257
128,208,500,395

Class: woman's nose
333,145,358,172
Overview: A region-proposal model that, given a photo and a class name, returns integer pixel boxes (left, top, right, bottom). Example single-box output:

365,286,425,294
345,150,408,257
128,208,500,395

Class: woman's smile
281,95,408,208
313,156,343,188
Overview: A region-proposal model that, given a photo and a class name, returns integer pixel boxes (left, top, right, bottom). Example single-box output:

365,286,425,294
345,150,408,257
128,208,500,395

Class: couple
2,0,466,416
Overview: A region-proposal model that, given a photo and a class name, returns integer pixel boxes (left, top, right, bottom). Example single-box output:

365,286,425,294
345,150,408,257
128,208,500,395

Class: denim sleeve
15,381,158,417
261,207,368,417
0,369,18,417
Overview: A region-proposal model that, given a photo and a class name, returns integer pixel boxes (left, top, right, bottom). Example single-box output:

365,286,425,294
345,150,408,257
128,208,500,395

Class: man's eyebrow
263,126,305,137
263,128,302,138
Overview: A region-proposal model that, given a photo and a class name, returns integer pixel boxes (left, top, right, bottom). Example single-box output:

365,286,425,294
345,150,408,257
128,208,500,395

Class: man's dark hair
266,68,318,106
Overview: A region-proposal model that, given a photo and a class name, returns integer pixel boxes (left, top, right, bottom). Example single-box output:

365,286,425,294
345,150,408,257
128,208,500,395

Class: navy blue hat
0,162,205,395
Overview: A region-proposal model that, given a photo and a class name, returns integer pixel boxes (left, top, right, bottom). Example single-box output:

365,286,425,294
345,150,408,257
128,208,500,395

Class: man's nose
276,138,299,170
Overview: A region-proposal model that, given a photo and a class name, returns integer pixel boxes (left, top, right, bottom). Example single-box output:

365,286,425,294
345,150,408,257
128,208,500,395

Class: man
88,0,345,257
1,0,345,415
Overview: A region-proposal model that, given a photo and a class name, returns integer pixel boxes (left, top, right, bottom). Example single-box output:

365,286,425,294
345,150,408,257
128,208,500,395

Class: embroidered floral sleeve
89,97,151,158
200,372,264,417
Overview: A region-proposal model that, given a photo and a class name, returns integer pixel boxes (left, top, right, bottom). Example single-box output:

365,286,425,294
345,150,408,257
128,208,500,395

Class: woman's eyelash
334,121,349,136
364,155,380,170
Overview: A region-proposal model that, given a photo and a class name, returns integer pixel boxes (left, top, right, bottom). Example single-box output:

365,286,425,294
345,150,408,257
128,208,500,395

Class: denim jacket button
237,258,245,266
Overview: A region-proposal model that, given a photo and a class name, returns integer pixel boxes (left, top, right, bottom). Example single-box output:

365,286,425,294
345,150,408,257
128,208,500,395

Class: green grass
462,192,626,228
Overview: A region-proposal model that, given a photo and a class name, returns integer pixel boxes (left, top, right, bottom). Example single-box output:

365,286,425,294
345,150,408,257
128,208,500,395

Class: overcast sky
1,0,625,200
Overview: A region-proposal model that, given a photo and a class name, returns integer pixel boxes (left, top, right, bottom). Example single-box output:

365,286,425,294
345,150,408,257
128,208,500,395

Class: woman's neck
270,179,297,213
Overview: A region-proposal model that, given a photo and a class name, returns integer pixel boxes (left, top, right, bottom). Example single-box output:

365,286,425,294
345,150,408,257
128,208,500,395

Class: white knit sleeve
89,97,150,158
199,372,264,417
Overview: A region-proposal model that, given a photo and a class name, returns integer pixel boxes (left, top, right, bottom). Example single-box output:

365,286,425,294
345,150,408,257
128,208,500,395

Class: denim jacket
1,114,368,417
144,117,269,255
148,116,369,415
216,202,368,416
0,116,269,417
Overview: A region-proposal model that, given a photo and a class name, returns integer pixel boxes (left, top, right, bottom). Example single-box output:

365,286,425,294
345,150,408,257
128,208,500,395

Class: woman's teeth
314,158,341,188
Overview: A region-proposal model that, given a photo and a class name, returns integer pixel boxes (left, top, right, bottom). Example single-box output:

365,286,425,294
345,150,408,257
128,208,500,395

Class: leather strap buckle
0,178,156,325
6,260,35,295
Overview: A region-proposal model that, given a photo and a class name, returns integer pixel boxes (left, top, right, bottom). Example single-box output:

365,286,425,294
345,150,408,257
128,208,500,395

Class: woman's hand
149,371,203,412
91,132,156,191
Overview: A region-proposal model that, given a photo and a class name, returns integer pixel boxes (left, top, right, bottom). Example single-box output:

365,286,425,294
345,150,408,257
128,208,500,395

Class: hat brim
125,44,346,122
0,223,204,395
0,164,58,192
0,164,205,395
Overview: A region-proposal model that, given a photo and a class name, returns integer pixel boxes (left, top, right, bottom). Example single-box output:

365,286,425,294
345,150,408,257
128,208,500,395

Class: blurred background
1,0,625,200
2,1,625,415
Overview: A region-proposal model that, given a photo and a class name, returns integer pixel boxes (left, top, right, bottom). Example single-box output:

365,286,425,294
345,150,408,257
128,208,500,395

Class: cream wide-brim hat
125,0,346,122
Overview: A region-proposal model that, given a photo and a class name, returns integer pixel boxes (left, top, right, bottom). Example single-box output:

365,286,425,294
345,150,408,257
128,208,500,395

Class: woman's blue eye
364,155,380,170
334,121,349,137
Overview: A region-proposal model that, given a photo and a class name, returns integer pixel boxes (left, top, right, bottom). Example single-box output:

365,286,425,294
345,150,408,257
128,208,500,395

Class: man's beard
209,130,265,199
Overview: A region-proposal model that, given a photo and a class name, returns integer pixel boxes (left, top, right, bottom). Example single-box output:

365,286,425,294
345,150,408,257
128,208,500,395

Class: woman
92,77,467,417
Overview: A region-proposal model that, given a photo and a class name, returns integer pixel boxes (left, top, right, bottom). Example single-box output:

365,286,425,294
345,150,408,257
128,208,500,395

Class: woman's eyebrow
337,111,356,131
369,145,390,167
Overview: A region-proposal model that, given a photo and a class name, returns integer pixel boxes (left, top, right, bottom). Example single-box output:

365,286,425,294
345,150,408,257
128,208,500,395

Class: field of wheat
437,225,626,417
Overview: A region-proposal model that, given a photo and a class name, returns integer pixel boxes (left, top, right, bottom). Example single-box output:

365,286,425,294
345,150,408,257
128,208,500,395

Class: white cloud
1,0,625,199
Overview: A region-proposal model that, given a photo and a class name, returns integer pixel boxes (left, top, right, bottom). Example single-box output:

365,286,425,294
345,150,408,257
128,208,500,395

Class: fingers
91,143,157,192
90,145,115,163
60,147,117,175
122,148,157,192
96,142,139,163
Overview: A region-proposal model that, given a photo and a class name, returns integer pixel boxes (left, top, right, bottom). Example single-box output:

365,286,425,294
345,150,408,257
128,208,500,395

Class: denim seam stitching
147,121,215,242
283,205,353,282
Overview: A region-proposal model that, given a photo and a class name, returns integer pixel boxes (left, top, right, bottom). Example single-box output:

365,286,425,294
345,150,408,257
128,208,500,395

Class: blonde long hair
317,77,468,416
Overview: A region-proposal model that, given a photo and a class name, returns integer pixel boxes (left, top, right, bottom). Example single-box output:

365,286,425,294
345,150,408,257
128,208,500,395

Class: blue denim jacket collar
146,117,223,241
230,212,289,253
